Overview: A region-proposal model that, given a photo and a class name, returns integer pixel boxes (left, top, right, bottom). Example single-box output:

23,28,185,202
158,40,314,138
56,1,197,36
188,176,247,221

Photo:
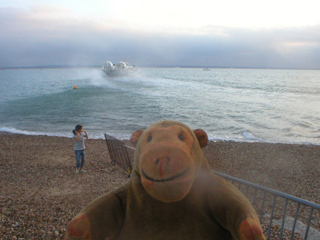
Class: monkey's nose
155,157,171,176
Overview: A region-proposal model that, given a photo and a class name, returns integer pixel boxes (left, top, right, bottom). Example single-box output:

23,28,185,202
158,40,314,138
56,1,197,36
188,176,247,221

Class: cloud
1,6,320,69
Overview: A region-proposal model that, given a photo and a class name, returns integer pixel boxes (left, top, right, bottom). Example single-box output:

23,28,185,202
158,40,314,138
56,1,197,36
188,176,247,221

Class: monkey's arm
65,190,126,240
209,177,266,240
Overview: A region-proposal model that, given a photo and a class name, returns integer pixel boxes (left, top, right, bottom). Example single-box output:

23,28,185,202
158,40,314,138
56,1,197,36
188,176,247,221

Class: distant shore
1,133,319,239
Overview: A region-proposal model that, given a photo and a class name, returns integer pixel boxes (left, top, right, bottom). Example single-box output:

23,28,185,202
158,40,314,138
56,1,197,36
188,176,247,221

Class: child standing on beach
73,124,88,173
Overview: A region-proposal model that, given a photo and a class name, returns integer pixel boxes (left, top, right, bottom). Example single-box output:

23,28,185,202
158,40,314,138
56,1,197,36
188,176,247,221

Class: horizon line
1,65,320,71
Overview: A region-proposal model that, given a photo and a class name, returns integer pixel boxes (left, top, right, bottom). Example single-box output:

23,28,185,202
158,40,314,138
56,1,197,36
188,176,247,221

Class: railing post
280,198,288,239
267,195,277,239
304,208,314,240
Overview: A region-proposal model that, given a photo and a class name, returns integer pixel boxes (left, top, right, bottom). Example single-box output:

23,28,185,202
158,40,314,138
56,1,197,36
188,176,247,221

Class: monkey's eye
147,135,152,142
178,134,185,141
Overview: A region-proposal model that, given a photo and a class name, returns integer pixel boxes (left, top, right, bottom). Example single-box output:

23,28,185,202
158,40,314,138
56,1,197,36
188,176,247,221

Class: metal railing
104,134,132,175
214,171,320,240
104,134,320,239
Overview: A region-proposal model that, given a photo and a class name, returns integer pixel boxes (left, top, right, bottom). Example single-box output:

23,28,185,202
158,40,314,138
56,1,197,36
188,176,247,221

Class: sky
1,0,320,69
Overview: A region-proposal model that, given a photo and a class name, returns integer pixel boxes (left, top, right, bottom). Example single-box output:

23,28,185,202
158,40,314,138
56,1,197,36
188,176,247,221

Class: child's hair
72,124,83,135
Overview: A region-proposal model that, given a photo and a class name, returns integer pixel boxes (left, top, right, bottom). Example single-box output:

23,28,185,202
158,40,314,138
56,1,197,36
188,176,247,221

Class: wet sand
1,133,319,239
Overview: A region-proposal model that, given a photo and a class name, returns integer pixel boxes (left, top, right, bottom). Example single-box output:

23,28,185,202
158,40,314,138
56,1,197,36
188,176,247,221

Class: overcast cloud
1,5,320,69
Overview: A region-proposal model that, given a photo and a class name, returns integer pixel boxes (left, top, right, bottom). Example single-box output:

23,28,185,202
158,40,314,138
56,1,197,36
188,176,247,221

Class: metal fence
104,135,320,239
104,134,132,176
214,171,320,240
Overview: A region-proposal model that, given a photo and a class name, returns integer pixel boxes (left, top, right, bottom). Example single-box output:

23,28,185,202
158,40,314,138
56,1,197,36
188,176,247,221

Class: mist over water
0,67,320,144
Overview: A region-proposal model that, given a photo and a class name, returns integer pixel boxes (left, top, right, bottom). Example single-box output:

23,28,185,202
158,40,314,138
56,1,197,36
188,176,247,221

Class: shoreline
1,130,319,146
1,133,319,239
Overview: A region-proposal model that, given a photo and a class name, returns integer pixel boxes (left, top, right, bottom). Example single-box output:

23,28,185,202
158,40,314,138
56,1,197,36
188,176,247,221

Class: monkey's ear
193,129,208,148
130,129,144,147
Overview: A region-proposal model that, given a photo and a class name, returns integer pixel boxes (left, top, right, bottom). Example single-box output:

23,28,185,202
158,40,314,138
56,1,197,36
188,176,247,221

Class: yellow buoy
73,85,78,90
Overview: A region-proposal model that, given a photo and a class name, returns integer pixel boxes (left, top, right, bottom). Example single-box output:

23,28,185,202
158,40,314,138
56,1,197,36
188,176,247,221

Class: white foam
0,127,70,138
242,131,261,141
0,126,131,140
0,127,41,135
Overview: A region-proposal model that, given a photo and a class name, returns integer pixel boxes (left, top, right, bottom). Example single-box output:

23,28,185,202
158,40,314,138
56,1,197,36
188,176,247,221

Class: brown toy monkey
65,120,266,240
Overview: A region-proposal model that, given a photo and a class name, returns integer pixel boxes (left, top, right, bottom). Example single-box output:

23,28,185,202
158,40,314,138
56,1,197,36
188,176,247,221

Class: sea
0,67,320,145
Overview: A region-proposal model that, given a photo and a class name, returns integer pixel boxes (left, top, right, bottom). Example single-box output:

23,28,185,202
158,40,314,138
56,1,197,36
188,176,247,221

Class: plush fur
65,120,266,240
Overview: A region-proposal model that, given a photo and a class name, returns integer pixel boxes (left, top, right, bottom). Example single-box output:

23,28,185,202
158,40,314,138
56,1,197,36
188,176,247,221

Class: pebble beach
1,133,319,239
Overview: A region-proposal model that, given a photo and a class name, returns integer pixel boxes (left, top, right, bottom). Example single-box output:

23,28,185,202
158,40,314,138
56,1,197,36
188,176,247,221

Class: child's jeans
75,149,85,168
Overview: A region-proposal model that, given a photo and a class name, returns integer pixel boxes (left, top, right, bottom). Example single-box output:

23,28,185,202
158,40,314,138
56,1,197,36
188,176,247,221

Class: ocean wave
0,126,128,140
0,127,66,137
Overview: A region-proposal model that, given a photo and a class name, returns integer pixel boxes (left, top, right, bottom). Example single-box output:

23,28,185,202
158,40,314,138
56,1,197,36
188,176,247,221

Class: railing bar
252,188,258,207
125,145,135,150
260,191,267,222
213,171,320,210
125,147,132,170
290,202,301,240
280,198,289,239
304,207,314,240
267,195,277,239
